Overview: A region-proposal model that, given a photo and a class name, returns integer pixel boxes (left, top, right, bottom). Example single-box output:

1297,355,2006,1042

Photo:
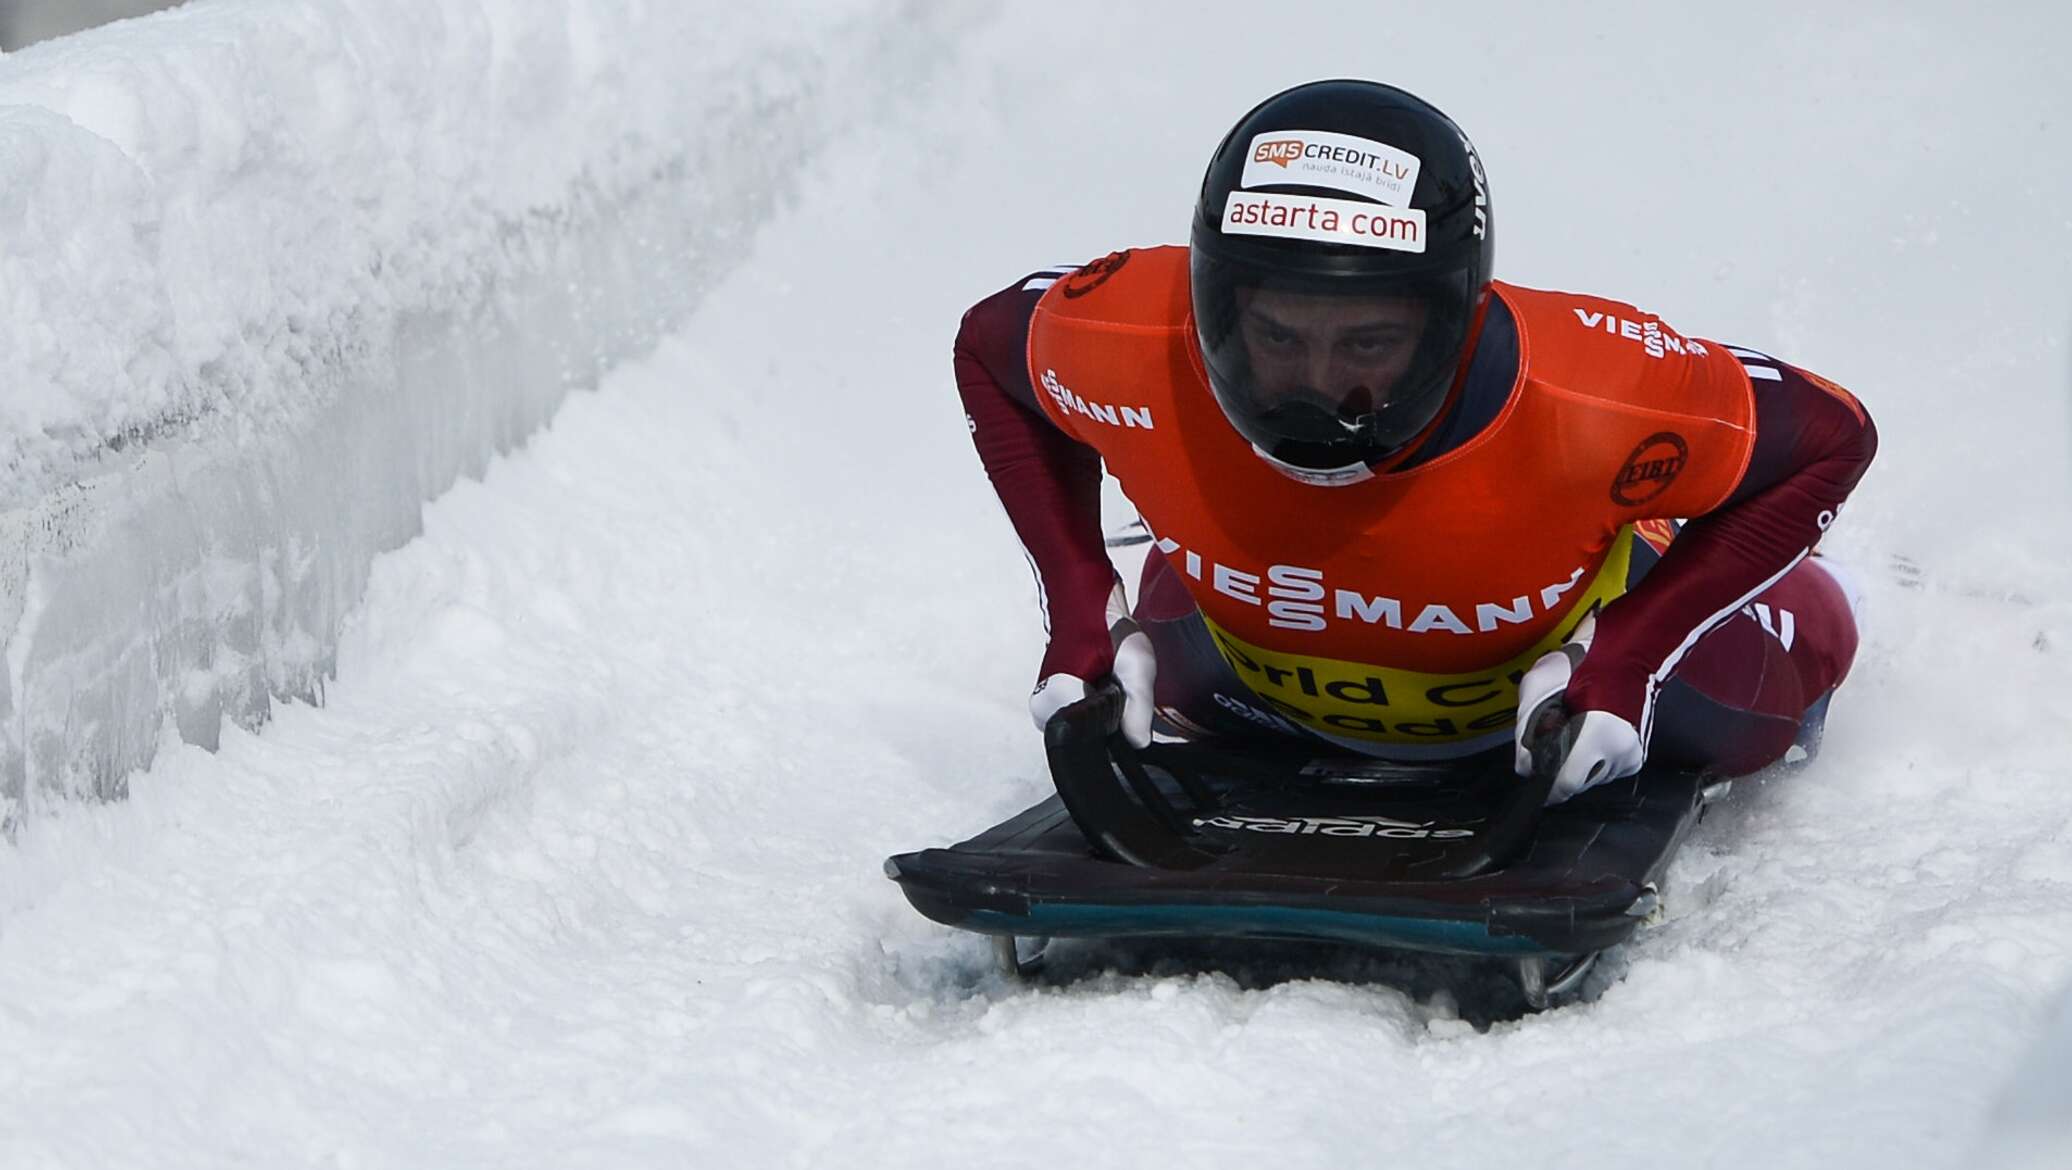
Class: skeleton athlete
954,79,1874,802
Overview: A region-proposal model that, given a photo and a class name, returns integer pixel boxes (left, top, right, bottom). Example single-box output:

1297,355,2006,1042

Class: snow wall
0,0,970,816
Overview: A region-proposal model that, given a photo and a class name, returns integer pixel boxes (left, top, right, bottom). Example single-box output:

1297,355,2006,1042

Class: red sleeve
954,271,1120,683
1566,351,1876,739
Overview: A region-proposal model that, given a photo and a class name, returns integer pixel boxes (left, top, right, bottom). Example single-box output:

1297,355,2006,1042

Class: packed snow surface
3,2,2071,1168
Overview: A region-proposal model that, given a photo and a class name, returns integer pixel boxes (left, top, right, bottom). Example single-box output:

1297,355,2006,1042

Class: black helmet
1190,80,1493,485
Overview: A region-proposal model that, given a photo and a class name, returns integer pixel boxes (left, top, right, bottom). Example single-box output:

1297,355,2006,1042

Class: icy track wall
0,0,967,816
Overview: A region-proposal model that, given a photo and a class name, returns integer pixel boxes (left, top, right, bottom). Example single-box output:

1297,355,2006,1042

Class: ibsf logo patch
1611,432,1689,506
1061,250,1131,299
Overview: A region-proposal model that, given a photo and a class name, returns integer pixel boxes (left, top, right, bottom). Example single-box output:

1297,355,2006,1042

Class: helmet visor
1192,251,1480,472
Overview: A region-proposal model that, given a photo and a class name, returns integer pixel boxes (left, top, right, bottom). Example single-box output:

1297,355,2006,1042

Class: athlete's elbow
1828,406,1878,500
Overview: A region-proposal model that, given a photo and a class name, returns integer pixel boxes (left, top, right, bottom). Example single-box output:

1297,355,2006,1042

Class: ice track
3,4,2071,1168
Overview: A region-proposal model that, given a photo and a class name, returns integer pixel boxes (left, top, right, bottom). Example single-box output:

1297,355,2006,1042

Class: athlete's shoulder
1482,281,1756,519
1494,279,1751,422
1494,281,1716,365
1033,245,1192,332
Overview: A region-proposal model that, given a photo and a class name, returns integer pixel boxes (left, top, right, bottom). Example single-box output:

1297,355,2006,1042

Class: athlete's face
1236,289,1427,415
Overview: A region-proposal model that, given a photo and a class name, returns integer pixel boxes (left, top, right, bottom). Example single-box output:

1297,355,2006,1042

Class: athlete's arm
953,272,1120,684
1565,357,1877,738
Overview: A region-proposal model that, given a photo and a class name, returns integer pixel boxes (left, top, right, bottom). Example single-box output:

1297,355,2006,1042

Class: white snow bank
0,0,974,811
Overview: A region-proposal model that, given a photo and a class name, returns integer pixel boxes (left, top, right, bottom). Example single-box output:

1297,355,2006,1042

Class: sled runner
885,684,1723,1009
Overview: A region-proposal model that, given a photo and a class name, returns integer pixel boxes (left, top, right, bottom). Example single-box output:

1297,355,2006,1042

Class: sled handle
1522,691,1584,788
1434,699,1568,878
1459,768,1555,877
1044,679,1218,870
